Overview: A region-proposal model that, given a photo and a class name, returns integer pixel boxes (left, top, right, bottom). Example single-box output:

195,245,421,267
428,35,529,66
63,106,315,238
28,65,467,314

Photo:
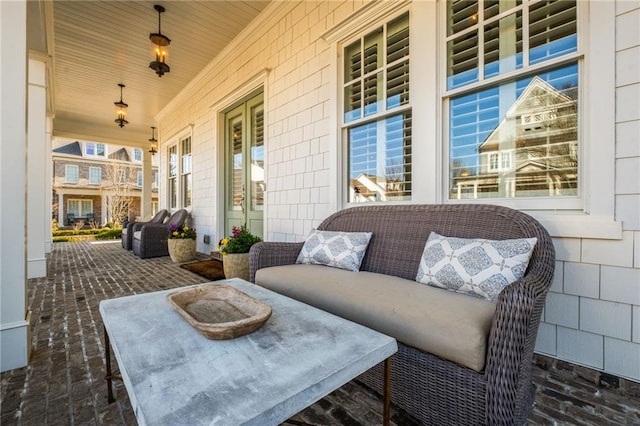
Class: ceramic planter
168,238,196,263
222,252,250,281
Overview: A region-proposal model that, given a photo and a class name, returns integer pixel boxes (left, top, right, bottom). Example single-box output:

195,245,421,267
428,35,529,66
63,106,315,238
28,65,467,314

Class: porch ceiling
41,0,270,148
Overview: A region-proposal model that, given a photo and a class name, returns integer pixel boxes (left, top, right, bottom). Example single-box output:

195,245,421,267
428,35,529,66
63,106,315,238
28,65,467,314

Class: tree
101,162,138,228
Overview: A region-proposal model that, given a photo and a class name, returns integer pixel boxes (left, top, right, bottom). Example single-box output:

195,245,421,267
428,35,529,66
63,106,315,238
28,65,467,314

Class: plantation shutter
251,105,264,211
386,14,409,109
447,0,479,86
529,0,577,64
232,119,243,211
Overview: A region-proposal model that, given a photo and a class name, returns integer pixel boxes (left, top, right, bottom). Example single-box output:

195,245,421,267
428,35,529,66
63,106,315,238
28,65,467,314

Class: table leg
384,358,391,426
104,325,115,404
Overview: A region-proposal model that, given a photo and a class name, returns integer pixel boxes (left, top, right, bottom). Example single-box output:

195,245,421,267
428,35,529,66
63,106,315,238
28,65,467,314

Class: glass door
224,92,264,237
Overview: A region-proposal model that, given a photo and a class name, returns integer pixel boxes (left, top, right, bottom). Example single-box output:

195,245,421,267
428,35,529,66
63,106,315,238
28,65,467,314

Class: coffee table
100,278,397,425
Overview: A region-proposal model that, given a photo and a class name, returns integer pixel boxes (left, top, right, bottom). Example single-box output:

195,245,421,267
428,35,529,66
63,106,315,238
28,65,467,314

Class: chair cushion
416,232,537,302
133,231,141,241
256,264,496,372
295,230,372,272
122,228,128,236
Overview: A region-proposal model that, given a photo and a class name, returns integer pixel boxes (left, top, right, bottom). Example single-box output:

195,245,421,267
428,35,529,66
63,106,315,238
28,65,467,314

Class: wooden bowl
167,284,272,340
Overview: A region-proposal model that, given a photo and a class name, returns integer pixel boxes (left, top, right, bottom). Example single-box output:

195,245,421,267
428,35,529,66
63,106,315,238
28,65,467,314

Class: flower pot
222,252,250,281
168,239,196,263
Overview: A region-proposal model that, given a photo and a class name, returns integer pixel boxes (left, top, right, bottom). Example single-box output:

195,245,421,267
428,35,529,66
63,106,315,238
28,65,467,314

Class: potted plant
218,225,262,280
167,223,197,263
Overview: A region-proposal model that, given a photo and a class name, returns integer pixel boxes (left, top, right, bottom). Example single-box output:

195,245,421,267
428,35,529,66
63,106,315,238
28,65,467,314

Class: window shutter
386,15,409,109
529,0,577,64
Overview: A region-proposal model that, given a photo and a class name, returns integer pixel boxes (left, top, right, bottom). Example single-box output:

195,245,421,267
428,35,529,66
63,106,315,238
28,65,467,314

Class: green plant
51,219,59,232
95,229,122,240
218,225,262,254
52,229,104,237
167,224,196,240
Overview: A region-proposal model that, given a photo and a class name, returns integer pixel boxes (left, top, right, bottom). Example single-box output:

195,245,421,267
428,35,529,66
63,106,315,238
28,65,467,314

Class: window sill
528,213,622,240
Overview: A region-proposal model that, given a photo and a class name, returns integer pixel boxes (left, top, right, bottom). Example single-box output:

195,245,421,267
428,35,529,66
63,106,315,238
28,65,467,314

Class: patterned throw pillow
296,230,373,272
416,232,537,302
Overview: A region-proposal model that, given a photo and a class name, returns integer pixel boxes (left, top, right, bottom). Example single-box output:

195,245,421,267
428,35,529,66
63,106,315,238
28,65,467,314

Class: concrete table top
99,278,397,426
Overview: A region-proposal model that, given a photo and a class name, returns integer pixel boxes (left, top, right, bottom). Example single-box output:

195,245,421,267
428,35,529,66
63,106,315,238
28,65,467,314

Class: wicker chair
132,209,188,259
121,209,169,250
250,204,555,425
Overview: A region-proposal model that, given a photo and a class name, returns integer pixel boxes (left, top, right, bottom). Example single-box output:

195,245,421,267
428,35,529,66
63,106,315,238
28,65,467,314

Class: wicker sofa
250,204,555,425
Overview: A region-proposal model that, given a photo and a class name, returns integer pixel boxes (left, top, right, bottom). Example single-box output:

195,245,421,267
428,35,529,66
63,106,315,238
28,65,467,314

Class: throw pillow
296,230,373,272
416,232,537,302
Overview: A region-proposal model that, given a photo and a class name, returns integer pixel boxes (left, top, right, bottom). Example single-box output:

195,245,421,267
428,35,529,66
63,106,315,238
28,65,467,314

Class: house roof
109,148,131,162
52,141,82,156
478,77,575,153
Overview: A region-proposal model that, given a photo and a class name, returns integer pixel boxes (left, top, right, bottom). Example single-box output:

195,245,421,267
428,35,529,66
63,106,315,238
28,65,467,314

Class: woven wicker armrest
249,241,304,283
485,268,554,423
132,221,150,232
139,223,168,239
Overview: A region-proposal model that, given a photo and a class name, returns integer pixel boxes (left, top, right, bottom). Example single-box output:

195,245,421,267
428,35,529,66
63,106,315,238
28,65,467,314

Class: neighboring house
52,140,159,226
453,76,578,199
153,1,640,383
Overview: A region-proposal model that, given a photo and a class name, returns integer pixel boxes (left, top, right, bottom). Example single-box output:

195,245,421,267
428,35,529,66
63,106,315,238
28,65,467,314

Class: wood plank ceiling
50,0,270,148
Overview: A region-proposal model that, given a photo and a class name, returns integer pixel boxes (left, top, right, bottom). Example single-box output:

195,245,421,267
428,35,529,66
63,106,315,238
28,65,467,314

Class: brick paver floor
1,241,639,425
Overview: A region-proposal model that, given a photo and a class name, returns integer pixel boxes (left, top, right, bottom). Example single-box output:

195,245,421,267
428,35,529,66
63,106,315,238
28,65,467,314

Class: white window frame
88,166,102,185
67,199,93,217
86,142,106,157
439,0,620,238
339,8,413,206
180,136,192,208
166,128,193,211
64,165,79,183
132,148,142,162
136,170,143,187
167,144,178,210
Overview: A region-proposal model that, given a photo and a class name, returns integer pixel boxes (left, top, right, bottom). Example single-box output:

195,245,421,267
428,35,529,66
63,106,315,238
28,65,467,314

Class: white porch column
45,116,52,253
101,195,108,226
58,190,64,225
141,150,153,220
1,0,29,372
27,57,47,278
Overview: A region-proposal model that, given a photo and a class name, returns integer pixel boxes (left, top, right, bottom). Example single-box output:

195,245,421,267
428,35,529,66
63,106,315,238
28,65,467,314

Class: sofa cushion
256,264,496,372
296,230,373,272
416,232,537,302
133,231,141,241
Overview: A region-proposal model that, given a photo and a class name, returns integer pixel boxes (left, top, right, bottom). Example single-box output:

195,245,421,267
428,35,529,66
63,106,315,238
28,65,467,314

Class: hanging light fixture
114,83,129,128
149,4,170,77
148,126,158,155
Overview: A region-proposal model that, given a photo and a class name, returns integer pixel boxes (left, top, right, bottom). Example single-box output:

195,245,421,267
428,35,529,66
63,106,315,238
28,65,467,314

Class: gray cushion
256,264,496,372
296,230,372,272
416,232,537,302
133,231,141,241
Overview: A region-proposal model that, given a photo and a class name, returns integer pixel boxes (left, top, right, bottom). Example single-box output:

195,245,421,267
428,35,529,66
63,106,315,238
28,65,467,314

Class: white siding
157,0,640,381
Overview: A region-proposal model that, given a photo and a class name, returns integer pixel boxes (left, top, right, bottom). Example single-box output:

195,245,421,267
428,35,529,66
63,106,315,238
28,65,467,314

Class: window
67,199,93,217
342,12,411,203
152,171,158,189
133,148,142,162
65,165,79,183
137,170,143,187
86,142,106,157
118,170,127,184
181,136,192,208
89,166,102,184
446,0,579,200
168,145,177,209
